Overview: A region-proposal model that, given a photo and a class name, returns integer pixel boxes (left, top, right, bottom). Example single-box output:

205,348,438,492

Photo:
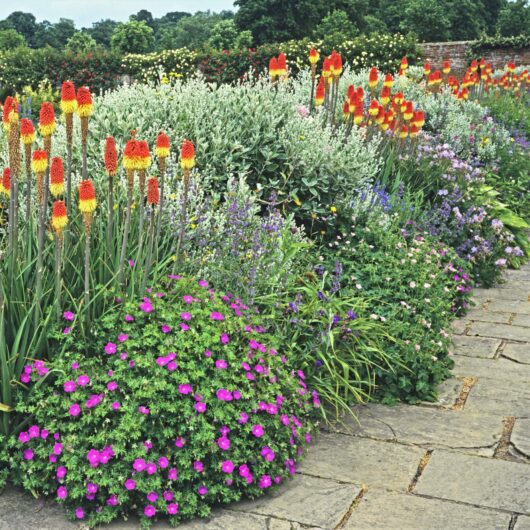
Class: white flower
409,281,416,288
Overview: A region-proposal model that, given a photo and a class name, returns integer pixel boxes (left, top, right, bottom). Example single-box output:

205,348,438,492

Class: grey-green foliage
51,76,380,222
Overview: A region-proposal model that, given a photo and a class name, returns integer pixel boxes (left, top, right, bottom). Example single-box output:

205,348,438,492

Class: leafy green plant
11,277,318,527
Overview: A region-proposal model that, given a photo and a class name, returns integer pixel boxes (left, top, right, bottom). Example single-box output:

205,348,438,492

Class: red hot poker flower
39,102,56,137
105,137,118,176
315,79,325,106
0,168,11,196
368,67,378,89
61,81,77,114
180,140,195,171
50,157,65,197
79,179,97,214
137,140,151,171
155,132,170,159
147,177,160,205
51,200,68,232
20,118,35,145
309,48,319,65
77,87,93,118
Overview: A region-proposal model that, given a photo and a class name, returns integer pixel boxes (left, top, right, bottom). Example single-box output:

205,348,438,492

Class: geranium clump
14,277,317,527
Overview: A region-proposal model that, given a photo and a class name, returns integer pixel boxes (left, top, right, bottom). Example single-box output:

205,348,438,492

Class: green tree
446,0,486,40
131,9,155,29
157,11,222,50
208,19,239,50
234,0,328,45
2,12,37,44
497,0,530,36
65,31,98,54
85,19,118,48
111,20,154,54
400,0,451,41
0,29,26,50
482,0,507,34
313,10,359,47
32,18,76,48
234,30,253,49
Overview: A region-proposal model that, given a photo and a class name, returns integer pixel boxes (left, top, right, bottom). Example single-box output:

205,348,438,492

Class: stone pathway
1,264,529,530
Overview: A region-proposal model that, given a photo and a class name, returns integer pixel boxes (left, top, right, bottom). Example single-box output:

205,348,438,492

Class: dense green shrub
320,209,473,403
0,47,123,99
122,33,420,84
11,277,317,527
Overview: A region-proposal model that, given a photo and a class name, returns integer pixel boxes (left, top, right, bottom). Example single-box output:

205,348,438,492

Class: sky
7,0,237,27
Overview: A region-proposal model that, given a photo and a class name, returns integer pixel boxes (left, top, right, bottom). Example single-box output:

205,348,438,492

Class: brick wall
418,41,530,76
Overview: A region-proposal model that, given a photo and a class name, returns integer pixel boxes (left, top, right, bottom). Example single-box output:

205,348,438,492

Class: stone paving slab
452,355,530,382
514,314,530,328
343,489,510,530
335,404,502,455
486,300,530,315
230,474,360,529
503,342,530,364
298,433,424,491
515,516,530,530
461,310,511,325
511,419,530,459
424,377,463,407
464,379,530,417
450,335,502,358
102,510,297,530
472,288,530,301
451,319,467,335
468,321,530,341
415,450,530,514
0,487,77,530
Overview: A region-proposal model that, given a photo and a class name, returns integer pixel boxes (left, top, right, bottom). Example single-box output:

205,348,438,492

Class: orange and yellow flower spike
442,60,451,75
79,179,97,214
51,200,68,233
180,140,195,171
60,81,77,115
315,78,325,106
368,67,378,90
155,132,170,159
39,102,56,137
0,168,10,197
20,118,35,145
309,48,319,65
31,149,48,174
50,157,65,197
76,87,93,118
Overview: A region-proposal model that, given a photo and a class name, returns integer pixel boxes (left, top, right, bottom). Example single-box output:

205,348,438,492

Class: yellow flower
294,197,301,206
330,206,337,213
311,213,317,219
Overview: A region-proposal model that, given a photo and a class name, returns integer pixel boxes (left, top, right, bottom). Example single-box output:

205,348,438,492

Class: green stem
118,183,133,287
54,234,62,323
142,207,156,295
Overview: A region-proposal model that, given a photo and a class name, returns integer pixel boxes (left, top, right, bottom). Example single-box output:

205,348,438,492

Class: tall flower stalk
135,140,151,267
7,101,21,295
51,200,67,322
119,135,138,286
60,81,77,210
78,180,96,326
76,87,93,181
142,177,159,294
172,139,195,274
20,118,35,224
155,132,170,251
309,48,319,113
104,136,118,254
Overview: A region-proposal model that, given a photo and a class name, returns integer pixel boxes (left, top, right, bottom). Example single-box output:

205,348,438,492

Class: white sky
3,0,237,27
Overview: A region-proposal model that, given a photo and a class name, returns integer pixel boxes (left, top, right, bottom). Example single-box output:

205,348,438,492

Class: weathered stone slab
0,486,77,530
426,377,463,407
344,490,510,530
299,433,423,491
231,474,360,529
451,335,501,358
451,319,467,335
465,379,530,417
415,450,530,513
487,300,530,315
335,404,502,455
452,355,530,382
462,310,511,324
514,314,530,328
473,288,530,302
515,516,530,530
503,342,530,364
511,419,530,459
468,321,530,341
